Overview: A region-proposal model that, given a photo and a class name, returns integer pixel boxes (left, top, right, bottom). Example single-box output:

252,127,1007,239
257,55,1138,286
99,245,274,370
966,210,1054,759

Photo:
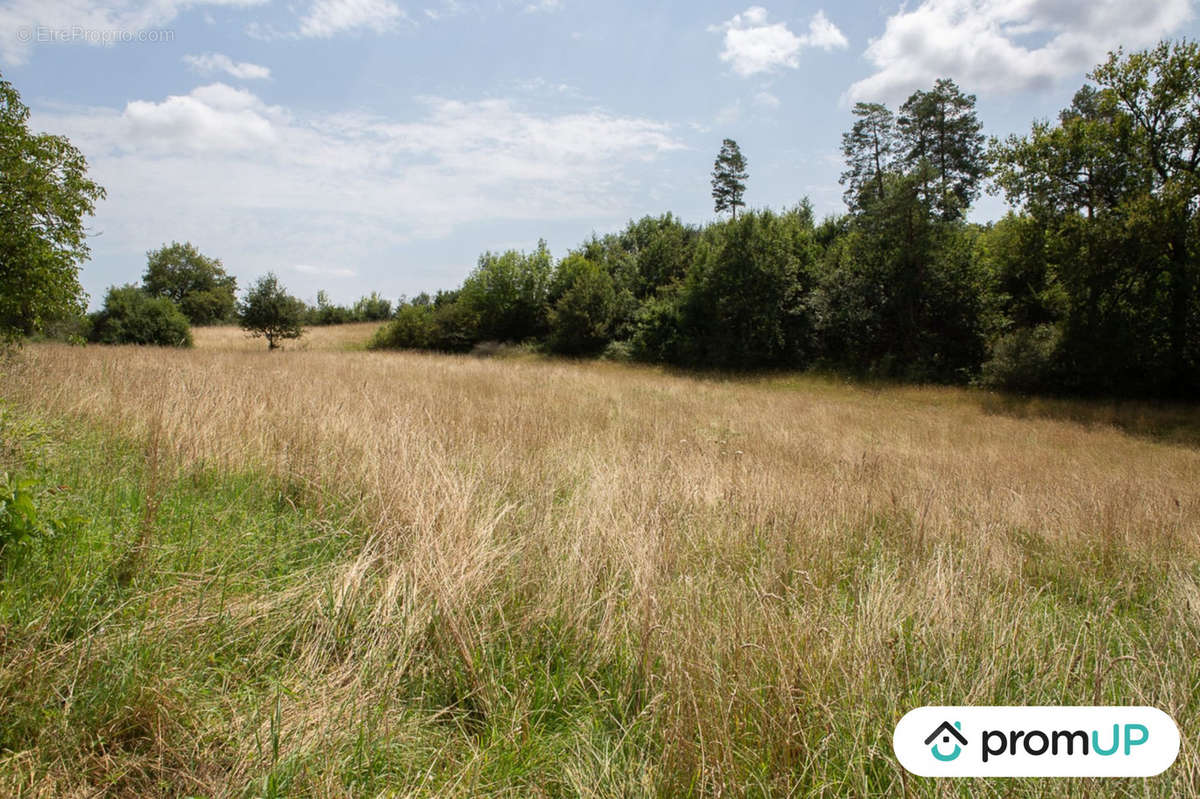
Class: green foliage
990,39,1200,396
0,473,46,556
352,291,393,322
711,138,748,219
897,78,985,221
841,102,895,212
633,209,818,369
814,172,987,382
458,241,552,342
369,298,480,353
239,273,305,350
547,255,617,355
88,285,193,347
0,72,105,341
142,242,237,325
0,472,79,561
980,324,1063,393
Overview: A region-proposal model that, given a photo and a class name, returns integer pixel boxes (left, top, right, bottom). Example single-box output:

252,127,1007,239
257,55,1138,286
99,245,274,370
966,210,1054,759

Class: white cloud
33,86,684,287
710,6,848,77
524,0,561,12
846,0,1194,104
754,90,781,109
184,52,271,79
0,0,266,65
122,83,281,151
298,0,408,37
803,10,848,51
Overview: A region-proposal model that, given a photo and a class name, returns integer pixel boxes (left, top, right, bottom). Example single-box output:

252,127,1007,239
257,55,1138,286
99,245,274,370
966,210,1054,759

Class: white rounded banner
893,706,1180,777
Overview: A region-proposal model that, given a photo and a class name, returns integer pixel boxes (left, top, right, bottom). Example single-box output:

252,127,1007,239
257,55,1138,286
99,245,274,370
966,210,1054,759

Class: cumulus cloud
297,0,408,37
183,52,271,79
122,83,281,151
710,6,848,77
846,0,1194,104
33,86,684,290
0,0,265,65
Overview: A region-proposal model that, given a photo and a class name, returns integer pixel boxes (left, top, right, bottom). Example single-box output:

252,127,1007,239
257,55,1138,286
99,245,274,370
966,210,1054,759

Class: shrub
369,301,480,353
370,304,435,350
600,340,633,362
88,285,193,347
980,323,1062,393
0,473,78,562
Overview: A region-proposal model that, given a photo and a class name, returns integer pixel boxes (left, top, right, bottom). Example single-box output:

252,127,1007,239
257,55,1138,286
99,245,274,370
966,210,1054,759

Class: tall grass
192,322,386,352
1,341,1198,796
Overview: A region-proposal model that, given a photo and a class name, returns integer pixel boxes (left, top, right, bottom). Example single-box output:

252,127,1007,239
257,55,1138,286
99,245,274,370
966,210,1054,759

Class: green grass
1,396,1198,796
0,405,656,796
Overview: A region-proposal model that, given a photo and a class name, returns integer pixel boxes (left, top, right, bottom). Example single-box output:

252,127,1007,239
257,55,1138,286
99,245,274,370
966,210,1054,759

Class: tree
0,73,105,341
547,254,617,355
711,138,749,219
142,242,237,325
239,273,305,350
841,102,895,211
88,285,192,347
352,291,393,321
897,79,985,221
990,40,1200,395
458,240,552,341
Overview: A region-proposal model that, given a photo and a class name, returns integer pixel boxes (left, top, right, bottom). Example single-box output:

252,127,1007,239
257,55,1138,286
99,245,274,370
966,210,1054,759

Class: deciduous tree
239,273,305,350
0,73,105,340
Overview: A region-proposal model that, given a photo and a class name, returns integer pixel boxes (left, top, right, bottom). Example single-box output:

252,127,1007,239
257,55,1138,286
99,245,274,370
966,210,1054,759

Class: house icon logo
925,721,967,762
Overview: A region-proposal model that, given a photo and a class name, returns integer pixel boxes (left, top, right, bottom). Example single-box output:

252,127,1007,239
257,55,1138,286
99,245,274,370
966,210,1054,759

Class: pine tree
711,138,748,219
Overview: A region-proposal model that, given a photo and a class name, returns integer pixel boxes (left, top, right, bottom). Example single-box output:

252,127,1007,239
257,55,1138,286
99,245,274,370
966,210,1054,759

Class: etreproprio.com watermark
16,25,175,45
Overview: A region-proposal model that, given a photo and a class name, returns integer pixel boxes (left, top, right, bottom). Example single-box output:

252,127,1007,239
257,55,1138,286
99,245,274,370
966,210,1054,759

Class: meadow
0,327,1198,797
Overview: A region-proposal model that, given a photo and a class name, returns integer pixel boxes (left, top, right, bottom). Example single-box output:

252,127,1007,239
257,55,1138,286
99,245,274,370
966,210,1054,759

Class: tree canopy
142,242,237,326
239,273,305,350
0,73,105,341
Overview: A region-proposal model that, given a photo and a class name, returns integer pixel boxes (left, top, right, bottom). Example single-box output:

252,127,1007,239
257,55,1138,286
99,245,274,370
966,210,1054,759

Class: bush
88,285,193,347
0,473,79,562
980,324,1062,393
369,301,480,353
600,340,633,362
370,304,435,350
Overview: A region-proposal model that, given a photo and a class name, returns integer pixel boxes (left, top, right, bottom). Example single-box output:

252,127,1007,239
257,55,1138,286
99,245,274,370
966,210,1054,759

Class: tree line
3,42,1197,395
370,41,1200,398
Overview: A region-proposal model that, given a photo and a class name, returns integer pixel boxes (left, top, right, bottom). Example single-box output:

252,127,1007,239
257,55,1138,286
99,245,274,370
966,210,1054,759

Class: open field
1,338,1199,796
192,323,386,352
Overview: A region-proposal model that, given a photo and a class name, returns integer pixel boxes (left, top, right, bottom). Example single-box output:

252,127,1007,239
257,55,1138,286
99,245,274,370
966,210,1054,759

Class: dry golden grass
192,322,385,352
2,340,1199,796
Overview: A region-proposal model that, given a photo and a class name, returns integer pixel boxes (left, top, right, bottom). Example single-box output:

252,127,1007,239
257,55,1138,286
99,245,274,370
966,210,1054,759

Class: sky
3,0,1198,307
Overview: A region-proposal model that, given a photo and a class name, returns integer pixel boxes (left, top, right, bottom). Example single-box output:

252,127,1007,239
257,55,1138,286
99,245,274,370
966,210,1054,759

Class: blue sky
4,0,1197,307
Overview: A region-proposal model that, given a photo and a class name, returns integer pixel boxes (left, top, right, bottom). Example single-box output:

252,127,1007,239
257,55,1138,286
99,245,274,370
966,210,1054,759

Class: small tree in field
239,273,304,350
711,138,748,220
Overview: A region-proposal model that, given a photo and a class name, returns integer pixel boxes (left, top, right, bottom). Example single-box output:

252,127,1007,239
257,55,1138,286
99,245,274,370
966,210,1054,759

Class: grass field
1,334,1198,797
192,323,387,352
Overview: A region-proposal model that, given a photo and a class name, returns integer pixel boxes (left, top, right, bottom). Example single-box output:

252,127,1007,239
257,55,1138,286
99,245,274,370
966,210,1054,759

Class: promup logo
894,707,1179,777
924,721,967,762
